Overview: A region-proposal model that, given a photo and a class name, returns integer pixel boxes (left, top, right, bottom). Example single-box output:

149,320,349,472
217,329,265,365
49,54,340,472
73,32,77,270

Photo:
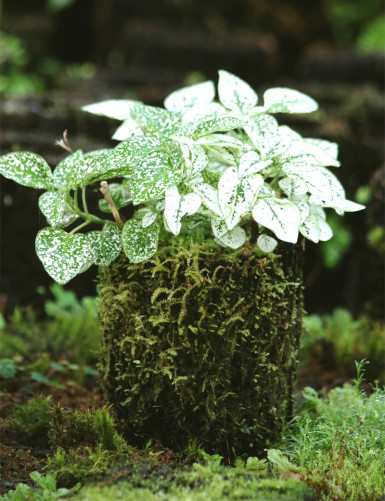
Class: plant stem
100,181,125,230
69,220,91,235
82,186,89,217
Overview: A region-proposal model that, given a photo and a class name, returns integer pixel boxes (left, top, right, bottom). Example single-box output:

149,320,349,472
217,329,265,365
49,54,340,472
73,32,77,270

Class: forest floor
0,286,384,500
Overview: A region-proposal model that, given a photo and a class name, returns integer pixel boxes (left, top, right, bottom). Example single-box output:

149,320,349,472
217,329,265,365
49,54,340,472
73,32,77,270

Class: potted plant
0,70,364,457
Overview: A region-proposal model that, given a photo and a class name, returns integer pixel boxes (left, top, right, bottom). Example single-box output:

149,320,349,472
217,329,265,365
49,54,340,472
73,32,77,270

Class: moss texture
98,237,303,457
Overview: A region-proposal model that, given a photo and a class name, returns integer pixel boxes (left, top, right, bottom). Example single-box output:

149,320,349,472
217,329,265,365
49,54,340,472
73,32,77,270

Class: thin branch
100,181,125,230
55,129,73,153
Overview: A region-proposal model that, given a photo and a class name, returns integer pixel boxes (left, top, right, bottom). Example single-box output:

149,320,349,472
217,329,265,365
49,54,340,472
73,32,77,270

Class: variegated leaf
86,224,122,266
112,118,144,140
164,186,202,235
183,116,245,138
197,133,245,148
192,183,222,216
263,88,318,114
218,70,258,114
81,99,138,120
122,219,159,263
239,151,271,178
206,145,237,166
278,125,302,140
278,176,308,198
35,227,93,284
323,198,365,213
164,81,215,113
178,138,209,175
181,102,226,125
39,190,77,228
218,167,239,217
257,234,278,253
98,183,132,213
130,151,181,205
282,140,340,168
216,225,246,249
130,103,180,136
305,138,339,161
299,215,321,243
252,198,301,243
283,164,344,201
1,152,53,189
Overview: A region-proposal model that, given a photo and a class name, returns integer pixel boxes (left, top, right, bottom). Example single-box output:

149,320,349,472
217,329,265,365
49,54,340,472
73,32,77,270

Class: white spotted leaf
218,70,258,113
252,198,301,243
35,228,93,284
86,224,122,266
0,152,53,189
129,151,181,205
39,191,78,228
263,88,318,114
164,81,215,113
257,234,278,253
122,219,159,263
81,99,139,120
216,225,246,249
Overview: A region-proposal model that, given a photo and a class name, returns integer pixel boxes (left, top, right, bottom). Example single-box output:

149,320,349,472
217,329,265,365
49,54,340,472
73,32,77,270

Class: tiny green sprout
0,70,365,284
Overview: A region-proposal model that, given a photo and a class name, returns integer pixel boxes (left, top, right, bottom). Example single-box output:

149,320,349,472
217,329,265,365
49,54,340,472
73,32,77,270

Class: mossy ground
0,281,384,500
98,238,303,457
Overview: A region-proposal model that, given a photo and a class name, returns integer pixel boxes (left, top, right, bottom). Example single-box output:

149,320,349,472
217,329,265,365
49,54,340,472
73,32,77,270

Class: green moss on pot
98,237,303,457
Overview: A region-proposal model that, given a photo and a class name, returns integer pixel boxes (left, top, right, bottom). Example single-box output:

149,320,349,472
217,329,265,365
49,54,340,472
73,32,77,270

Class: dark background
1,0,384,319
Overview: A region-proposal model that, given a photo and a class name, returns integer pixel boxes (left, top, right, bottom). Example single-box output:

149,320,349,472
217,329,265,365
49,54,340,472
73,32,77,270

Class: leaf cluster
0,71,364,283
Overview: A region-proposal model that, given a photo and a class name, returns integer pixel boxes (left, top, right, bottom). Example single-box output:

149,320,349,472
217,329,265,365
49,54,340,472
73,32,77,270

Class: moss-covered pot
98,238,303,457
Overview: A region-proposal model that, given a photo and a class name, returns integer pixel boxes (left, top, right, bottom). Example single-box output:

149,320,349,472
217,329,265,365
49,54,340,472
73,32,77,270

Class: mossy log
98,237,304,457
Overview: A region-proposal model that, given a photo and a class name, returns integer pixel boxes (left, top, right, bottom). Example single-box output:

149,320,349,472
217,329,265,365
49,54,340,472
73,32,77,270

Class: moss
98,237,303,457
71,461,314,501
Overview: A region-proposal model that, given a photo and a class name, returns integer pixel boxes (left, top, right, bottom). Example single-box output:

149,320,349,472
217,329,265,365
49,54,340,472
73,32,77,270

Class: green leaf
0,358,18,378
130,151,181,205
252,198,301,243
38,190,78,228
122,219,159,263
86,224,122,266
164,80,215,113
263,88,318,114
246,457,268,472
98,182,132,213
81,99,138,120
267,449,302,473
35,227,93,284
218,70,258,114
0,151,53,189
